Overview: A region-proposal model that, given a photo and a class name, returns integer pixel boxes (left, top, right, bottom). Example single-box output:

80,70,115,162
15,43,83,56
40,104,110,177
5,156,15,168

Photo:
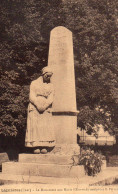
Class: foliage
0,0,118,145
79,148,104,176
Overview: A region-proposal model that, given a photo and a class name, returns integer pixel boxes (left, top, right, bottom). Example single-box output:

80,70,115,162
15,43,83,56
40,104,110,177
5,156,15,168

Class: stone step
108,159,118,167
1,167,118,186
2,162,84,178
19,154,77,165
107,155,118,167
0,173,82,185
0,153,9,166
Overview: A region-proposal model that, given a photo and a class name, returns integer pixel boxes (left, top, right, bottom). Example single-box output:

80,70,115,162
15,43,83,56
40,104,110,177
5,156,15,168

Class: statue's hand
46,108,52,113
36,106,45,113
47,93,53,104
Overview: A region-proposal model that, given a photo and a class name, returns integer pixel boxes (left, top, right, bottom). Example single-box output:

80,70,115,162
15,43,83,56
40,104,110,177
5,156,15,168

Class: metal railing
79,135,116,145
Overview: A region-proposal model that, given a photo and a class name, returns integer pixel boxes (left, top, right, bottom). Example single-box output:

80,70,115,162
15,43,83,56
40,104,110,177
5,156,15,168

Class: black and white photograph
0,0,118,193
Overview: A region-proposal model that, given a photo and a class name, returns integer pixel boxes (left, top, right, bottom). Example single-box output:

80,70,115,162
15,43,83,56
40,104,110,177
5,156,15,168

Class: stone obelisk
48,26,80,155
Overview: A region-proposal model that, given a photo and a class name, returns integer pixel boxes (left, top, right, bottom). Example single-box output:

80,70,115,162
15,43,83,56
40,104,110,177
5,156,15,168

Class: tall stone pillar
48,26,80,155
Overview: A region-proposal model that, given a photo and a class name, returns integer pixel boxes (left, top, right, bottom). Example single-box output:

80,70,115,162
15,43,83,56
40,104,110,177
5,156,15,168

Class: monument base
0,152,84,184
19,152,80,165
2,161,84,178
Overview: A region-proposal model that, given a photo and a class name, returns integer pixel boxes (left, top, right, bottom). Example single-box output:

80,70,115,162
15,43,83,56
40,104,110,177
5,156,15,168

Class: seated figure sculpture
25,66,55,154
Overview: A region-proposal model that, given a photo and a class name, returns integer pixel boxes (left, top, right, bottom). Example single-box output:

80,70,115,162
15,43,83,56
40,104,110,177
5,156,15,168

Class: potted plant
79,148,104,176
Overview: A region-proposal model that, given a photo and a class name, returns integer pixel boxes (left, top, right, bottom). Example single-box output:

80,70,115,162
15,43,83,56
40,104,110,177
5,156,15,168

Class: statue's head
41,66,53,83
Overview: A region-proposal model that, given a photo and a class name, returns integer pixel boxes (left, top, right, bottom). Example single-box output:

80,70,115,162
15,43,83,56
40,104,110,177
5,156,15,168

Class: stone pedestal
0,154,85,184
48,26,79,154
2,160,83,178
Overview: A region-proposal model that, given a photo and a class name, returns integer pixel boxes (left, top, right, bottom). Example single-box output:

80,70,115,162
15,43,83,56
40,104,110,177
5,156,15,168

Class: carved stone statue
25,66,55,154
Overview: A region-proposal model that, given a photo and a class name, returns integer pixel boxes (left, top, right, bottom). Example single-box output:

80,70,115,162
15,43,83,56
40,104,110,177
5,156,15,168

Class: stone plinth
2,161,84,178
19,153,74,164
52,114,77,144
0,153,84,184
